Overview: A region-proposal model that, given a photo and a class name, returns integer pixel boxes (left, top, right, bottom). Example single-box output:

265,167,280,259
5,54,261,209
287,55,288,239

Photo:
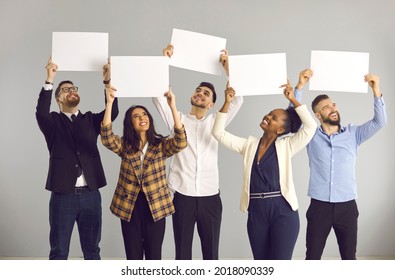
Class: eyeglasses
61,86,79,93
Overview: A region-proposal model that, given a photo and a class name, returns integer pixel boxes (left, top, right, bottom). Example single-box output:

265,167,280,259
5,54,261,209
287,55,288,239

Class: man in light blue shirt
294,69,387,260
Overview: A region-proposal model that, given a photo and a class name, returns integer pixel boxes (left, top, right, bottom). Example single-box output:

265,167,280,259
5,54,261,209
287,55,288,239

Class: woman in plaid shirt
101,86,187,260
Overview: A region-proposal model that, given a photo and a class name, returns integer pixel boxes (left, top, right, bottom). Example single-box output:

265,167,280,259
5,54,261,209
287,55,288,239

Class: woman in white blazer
212,81,317,260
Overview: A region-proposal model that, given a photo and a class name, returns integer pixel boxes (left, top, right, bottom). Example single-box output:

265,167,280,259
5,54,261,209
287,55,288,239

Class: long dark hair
122,105,167,153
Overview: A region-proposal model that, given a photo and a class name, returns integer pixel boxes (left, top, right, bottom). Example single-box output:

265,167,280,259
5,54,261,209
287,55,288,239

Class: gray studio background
1,0,394,259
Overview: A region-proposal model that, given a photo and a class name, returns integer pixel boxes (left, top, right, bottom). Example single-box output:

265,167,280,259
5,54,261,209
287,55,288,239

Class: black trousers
306,198,359,260
172,192,222,260
120,191,165,260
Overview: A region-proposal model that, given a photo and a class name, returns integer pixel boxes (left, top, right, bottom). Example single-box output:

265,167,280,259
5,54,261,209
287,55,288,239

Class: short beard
323,112,341,126
65,94,80,107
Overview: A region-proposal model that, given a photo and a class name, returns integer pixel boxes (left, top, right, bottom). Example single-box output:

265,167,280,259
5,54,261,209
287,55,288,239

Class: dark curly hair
279,107,302,136
122,105,167,153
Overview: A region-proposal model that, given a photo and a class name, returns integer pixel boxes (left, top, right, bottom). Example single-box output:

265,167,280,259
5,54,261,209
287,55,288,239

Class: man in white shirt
153,46,243,259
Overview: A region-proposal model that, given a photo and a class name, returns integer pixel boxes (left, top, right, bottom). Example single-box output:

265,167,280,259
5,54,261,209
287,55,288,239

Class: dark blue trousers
49,189,102,260
247,197,299,260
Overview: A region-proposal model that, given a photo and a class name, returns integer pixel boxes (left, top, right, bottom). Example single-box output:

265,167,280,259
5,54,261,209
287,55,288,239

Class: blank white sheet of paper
52,32,109,71
228,53,287,96
169,28,227,75
110,56,169,98
309,50,369,93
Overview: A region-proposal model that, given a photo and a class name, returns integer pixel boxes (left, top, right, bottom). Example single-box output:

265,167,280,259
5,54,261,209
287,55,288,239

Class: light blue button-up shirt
294,89,387,202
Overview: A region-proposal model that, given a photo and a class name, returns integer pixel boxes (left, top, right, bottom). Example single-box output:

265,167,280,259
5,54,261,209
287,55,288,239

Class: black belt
74,186,90,194
250,191,282,199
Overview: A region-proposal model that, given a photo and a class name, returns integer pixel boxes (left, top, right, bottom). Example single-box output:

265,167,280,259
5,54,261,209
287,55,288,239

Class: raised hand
364,74,381,97
103,86,117,126
103,58,111,86
165,86,176,109
163,44,174,58
105,86,117,104
219,82,236,113
224,84,235,104
280,79,301,107
281,79,295,101
220,49,229,76
45,56,58,83
165,86,182,129
296,69,313,89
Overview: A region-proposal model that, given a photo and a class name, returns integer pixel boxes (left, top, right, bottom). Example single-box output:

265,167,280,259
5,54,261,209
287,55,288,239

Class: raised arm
103,58,111,87
289,69,313,107
213,85,248,154
164,87,183,129
103,86,116,126
100,86,124,156
219,84,236,113
219,49,244,126
365,74,382,98
212,110,248,155
102,58,118,115
36,57,59,136
282,80,317,155
93,59,119,129
45,56,58,85
354,74,387,144
220,49,229,77
152,44,177,131
281,79,301,108
160,84,187,156
286,104,317,156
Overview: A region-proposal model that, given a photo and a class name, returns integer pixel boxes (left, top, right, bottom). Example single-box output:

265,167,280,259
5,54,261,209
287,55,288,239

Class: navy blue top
250,140,280,194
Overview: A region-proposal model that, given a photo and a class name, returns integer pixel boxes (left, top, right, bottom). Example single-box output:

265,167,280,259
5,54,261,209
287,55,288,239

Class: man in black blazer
35,57,119,259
